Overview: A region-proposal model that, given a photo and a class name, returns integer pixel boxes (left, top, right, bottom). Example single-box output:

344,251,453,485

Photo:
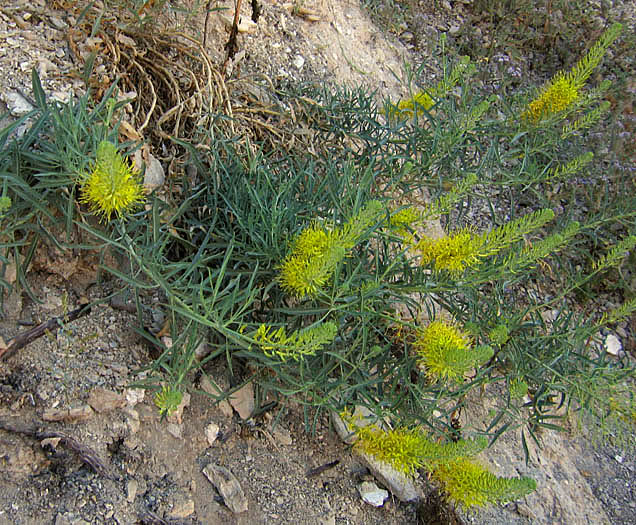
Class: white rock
126,479,138,502
205,422,220,445
605,333,622,356
167,423,183,439
5,91,35,116
133,147,165,192
202,463,248,513
293,55,305,70
125,387,145,406
356,449,422,502
229,382,254,420
358,481,389,507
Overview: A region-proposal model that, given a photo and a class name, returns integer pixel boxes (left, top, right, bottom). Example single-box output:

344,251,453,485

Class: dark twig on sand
0,304,91,361
0,416,112,479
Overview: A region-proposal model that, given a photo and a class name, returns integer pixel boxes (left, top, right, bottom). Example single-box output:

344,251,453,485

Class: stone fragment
87,387,126,413
4,91,35,116
605,333,622,356
125,387,145,406
126,479,138,502
358,481,389,507
167,391,190,424
200,376,233,417
293,55,305,70
168,493,195,519
124,407,140,434
133,146,165,191
49,16,68,30
356,449,422,502
167,423,183,439
195,341,211,360
43,405,94,423
229,382,254,420
218,14,258,33
205,421,220,445
271,424,293,446
202,463,248,513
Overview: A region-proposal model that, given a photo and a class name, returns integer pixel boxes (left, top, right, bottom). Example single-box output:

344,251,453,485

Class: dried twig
0,417,112,479
306,460,340,478
0,304,91,361
223,0,243,75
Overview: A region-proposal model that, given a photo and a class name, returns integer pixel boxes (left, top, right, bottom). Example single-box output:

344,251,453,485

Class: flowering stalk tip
80,141,145,221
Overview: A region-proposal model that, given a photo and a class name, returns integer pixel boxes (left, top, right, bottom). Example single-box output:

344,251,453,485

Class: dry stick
0,305,91,361
306,460,340,478
223,0,243,76
203,0,213,48
0,417,112,479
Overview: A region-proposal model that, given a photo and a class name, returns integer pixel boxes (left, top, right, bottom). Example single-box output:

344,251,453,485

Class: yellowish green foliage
523,23,621,123
477,208,555,258
153,385,182,417
421,173,478,220
254,322,337,362
0,195,10,214
351,424,427,475
509,378,529,399
433,458,537,509
388,206,420,241
80,141,145,221
488,324,510,346
279,201,383,298
547,152,594,180
414,320,493,381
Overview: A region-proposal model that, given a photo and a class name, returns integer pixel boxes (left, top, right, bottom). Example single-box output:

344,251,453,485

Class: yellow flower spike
433,458,537,509
389,207,420,234
523,23,622,124
253,321,337,362
414,320,492,382
417,229,481,275
80,141,145,221
278,201,384,298
524,73,580,123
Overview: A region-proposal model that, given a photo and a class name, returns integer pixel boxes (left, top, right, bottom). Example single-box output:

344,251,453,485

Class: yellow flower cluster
416,229,481,275
254,321,337,362
523,73,580,123
343,412,535,508
278,224,346,298
414,320,492,382
350,423,426,475
80,141,145,221
393,91,435,119
523,23,621,123
388,206,420,240
433,457,537,509
279,201,383,298
153,385,182,417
